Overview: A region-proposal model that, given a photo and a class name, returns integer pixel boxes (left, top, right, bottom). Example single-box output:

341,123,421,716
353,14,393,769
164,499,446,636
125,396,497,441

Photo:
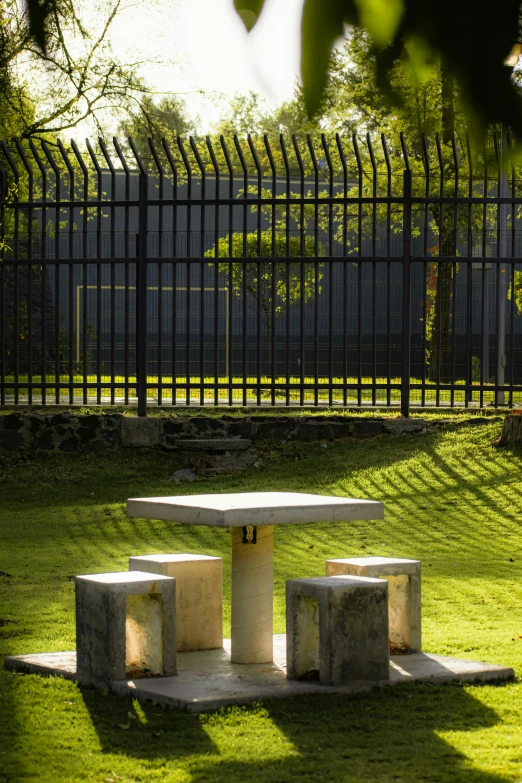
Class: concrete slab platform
4,635,513,713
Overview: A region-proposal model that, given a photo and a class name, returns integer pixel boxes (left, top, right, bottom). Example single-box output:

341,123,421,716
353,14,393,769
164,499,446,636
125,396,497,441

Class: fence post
136,172,148,416
401,169,412,417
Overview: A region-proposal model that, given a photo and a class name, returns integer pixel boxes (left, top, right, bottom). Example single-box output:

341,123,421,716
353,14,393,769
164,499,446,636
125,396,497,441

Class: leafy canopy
233,0,522,137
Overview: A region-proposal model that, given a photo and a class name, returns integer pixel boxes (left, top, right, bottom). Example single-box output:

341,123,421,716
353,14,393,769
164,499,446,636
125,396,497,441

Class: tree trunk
441,63,455,146
264,312,273,374
428,238,454,383
428,61,455,383
498,413,522,446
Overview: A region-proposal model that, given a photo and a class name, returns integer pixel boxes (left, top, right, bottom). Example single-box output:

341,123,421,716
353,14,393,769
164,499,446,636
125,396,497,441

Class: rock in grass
170,469,197,483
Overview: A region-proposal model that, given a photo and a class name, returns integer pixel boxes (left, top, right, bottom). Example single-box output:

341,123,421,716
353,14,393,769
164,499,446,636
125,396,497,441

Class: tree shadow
190,683,511,783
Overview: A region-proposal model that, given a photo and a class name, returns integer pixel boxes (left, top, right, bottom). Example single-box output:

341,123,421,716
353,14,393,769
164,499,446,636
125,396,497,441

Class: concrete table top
126,491,384,527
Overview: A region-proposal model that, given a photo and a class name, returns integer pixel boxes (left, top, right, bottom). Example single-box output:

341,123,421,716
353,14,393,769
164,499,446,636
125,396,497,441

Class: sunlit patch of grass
2,372,516,407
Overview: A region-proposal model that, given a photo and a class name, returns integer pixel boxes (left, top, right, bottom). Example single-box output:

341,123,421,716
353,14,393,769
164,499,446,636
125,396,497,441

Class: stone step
175,438,252,451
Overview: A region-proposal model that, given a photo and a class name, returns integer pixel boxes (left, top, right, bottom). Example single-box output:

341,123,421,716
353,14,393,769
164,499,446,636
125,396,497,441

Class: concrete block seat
75,571,176,683
326,557,421,653
129,554,223,652
286,575,389,686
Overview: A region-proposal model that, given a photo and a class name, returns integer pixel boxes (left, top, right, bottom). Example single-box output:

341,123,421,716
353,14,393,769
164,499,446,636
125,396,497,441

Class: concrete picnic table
126,492,384,665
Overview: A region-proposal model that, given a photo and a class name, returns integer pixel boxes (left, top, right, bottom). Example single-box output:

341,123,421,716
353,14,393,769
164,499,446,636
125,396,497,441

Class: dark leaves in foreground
234,0,522,137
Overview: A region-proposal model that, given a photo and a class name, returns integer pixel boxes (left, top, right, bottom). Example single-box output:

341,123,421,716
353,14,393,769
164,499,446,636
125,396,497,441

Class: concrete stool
286,575,389,686
129,554,223,652
326,557,421,652
75,571,176,683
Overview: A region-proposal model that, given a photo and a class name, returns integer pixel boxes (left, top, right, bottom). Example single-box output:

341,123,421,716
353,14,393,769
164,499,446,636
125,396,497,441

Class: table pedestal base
231,524,273,663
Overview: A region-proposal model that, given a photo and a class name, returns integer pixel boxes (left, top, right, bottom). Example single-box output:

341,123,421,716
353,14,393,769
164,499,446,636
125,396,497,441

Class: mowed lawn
1,419,522,783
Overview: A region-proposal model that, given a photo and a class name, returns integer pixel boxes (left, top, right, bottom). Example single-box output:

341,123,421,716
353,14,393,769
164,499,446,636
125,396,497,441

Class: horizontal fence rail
2,131,522,414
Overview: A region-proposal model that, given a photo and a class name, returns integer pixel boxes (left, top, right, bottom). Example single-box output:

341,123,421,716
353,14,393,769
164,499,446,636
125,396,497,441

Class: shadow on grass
79,684,218,760
0,671,513,782
190,684,511,783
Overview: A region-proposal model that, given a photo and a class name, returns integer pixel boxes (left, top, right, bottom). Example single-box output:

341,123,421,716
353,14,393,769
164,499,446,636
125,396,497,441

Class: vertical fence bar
86,140,103,406
70,141,88,405
162,139,178,406
30,141,48,405
509,133,515,408
137,172,148,416
450,135,459,408
234,135,249,407
294,135,306,405
465,136,473,407
308,135,320,405
100,138,117,406
421,135,430,408
248,134,262,407
367,135,377,406
191,137,206,406
150,140,165,406
221,136,234,406
41,142,61,405
401,169,412,417
435,135,444,407
353,135,363,406
322,134,334,406
480,142,488,408
178,138,193,405
496,128,509,406
336,134,348,407
281,135,291,406
206,137,220,405
265,135,277,406
57,141,75,406
279,136,289,404
114,138,131,405
0,157,5,405
16,143,34,405
1,144,20,405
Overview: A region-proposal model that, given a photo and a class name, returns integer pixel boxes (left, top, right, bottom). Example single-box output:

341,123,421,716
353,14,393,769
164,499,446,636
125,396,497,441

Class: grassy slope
1,421,522,783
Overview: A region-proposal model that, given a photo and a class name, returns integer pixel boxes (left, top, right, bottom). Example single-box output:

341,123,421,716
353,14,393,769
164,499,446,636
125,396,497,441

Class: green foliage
317,29,461,140
118,95,196,165
235,0,522,140
233,0,265,32
508,269,522,315
205,231,323,339
0,0,168,140
211,91,314,150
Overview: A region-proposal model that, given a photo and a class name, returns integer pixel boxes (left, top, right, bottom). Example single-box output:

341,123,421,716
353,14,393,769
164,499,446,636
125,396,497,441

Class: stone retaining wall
0,412,460,454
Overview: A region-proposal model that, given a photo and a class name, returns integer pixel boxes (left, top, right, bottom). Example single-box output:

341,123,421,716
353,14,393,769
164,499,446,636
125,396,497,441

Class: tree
214,90,313,140
118,95,196,164
213,91,270,138
0,2,37,140
234,0,522,140
205,231,323,362
0,0,163,139
22,0,522,135
294,31,479,383
313,29,464,143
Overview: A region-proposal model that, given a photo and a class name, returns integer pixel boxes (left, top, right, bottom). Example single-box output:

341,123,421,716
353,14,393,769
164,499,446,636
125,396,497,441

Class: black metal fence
2,132,522,414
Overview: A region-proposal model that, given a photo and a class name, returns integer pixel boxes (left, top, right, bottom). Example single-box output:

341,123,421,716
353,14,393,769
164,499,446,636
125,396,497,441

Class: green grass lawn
1,420,522,782
2,372,516,407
